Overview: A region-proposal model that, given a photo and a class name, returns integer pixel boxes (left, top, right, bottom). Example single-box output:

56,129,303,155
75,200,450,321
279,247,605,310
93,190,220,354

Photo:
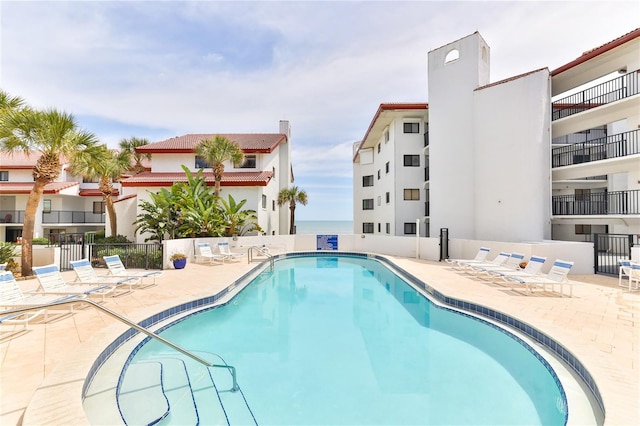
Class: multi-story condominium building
353,29,639,243
0,151,113,243
352,104,429,236
117,120,293,242
0,120,294,243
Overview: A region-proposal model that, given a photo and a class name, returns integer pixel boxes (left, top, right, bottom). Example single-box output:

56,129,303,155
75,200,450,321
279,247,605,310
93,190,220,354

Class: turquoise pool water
124,255,567,425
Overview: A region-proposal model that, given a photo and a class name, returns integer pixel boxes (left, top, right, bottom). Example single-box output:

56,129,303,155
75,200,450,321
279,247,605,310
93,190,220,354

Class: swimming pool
101,254,569,425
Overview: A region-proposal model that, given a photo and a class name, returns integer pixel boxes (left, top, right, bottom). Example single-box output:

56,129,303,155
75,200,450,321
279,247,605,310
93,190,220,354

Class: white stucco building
353,29,639,243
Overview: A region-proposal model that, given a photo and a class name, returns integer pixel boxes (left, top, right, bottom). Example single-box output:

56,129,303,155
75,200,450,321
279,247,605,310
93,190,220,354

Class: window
377,223,381,232
384,129,389,143
235,155,256,169
272,200,276,211
377,196,381,206
404,222,417,235
362,222,374,234
385,162,390,173
575,224,592,235
362,199,374,210
403,122,419,133
404,189,420,200
93,201,105,214
385,192,390,203
377,170,381,180
262,194,267,209
386,223,390,234
377,143,380,153
404,155,420,167
362,175,374,187
0,171,8,181
195,156,210,169
272,166,276,179
575,189,590,201
43,199,52,213
82,176,100,183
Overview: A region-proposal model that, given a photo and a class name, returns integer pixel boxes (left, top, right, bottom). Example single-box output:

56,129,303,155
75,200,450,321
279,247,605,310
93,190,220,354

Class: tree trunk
105,195,117,236
289,202,296,235
21,180,46,276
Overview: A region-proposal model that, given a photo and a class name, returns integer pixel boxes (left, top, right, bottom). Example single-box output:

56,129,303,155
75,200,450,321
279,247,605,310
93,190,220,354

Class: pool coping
19,252,629,425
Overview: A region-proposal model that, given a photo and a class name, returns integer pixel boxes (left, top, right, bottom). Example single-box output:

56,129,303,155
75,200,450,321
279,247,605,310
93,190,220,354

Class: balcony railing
552,129,639,167
424,201,430,216
0,210,25,224
552,70,639,121
552,190,639,215
42,210,105,224
424,131,429,147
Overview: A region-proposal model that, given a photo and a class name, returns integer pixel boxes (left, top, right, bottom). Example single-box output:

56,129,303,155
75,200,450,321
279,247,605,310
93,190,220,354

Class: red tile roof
0,181,78,194
120,171,273,187
137,133,287,154
0,151,45,169
551,28,640,76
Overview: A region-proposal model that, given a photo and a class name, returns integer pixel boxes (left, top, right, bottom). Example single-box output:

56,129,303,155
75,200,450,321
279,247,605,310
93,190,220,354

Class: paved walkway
0,257,638,425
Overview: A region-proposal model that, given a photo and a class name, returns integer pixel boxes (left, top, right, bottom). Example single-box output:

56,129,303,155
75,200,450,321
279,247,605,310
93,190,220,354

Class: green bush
32,237,50,246
0,242,17,263
95,234,132,244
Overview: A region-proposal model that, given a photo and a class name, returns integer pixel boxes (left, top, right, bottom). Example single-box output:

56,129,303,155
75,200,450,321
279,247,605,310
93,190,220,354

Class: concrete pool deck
0,256,638,425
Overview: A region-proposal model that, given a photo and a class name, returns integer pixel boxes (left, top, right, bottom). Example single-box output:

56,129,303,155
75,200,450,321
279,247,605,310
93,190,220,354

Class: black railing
42,210,105,224
552,190,640,215
552,129,639,167
424,201,430,216
0,210,25,223
424,167,430,181
552,70,639,120
88,243,163,270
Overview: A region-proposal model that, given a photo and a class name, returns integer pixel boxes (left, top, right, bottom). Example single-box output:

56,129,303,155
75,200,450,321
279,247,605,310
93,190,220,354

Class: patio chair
471,253,525,277
103,255,163,287
491,256,547,283
620,261,640,292
460,252,510,273
0,270,77,330
195,243,227,264
217,242,246,260
445,247,491,270
70,258,142,294
506,259,575,296
32,264,114,302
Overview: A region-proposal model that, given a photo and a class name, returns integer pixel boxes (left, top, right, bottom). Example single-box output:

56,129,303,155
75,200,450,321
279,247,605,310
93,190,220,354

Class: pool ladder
248,245,274,271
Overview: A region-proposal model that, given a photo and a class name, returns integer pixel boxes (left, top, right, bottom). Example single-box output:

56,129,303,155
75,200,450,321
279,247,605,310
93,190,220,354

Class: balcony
42,210,105,224
0,210,25,224
552,190,639,216
552,129,639,167
552,70,639,121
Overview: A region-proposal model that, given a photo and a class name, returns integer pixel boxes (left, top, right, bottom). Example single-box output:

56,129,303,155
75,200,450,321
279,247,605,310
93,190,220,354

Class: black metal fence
552,70,639,120
552,190,640,215
88,243,163,270
552,129,639,167
592,233,637,276
42,210,105,224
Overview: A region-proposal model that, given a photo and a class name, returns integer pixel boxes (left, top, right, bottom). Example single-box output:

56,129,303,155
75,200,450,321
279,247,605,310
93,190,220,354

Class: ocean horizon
295,220,353,235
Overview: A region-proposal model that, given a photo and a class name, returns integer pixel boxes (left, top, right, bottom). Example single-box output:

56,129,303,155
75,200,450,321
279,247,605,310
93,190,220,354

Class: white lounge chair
445,247,490,270
32,264,115,302
103,255,163,287
217,242,245,260
620,261,640,292
0,270,77,330
491,256,547,283
471,253,525,277
506,259,575,296
70,259,141,294
460,252,510,273
195,243,227,264
0,263,6,271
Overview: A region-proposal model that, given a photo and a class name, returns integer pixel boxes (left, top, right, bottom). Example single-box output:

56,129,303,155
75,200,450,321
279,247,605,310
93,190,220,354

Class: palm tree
195,135,244,197
67,144,132,236
277,186,308,235
0,90,26,110
119,136,151,174
0,107,99,276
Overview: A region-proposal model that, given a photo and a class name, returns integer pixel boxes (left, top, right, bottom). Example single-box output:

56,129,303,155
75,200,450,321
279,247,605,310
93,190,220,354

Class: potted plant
170,252,187,269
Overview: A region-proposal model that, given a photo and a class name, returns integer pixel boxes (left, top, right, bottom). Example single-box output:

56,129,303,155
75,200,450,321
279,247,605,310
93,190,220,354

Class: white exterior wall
378,124,395,234
393,120,427,236
428,32,490,239
151,154,195,172
473,69,552,241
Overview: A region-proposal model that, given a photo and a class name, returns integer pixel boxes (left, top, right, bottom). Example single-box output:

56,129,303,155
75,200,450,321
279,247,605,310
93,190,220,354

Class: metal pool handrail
248,245,274,270
3,299,215,368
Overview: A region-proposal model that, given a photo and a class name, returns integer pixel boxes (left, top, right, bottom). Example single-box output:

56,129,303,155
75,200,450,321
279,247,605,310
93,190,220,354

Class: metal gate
593,233,637,276
52,232,86,271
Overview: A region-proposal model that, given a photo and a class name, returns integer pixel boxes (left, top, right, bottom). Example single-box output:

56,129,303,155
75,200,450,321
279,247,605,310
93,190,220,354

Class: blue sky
1,1,638,220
